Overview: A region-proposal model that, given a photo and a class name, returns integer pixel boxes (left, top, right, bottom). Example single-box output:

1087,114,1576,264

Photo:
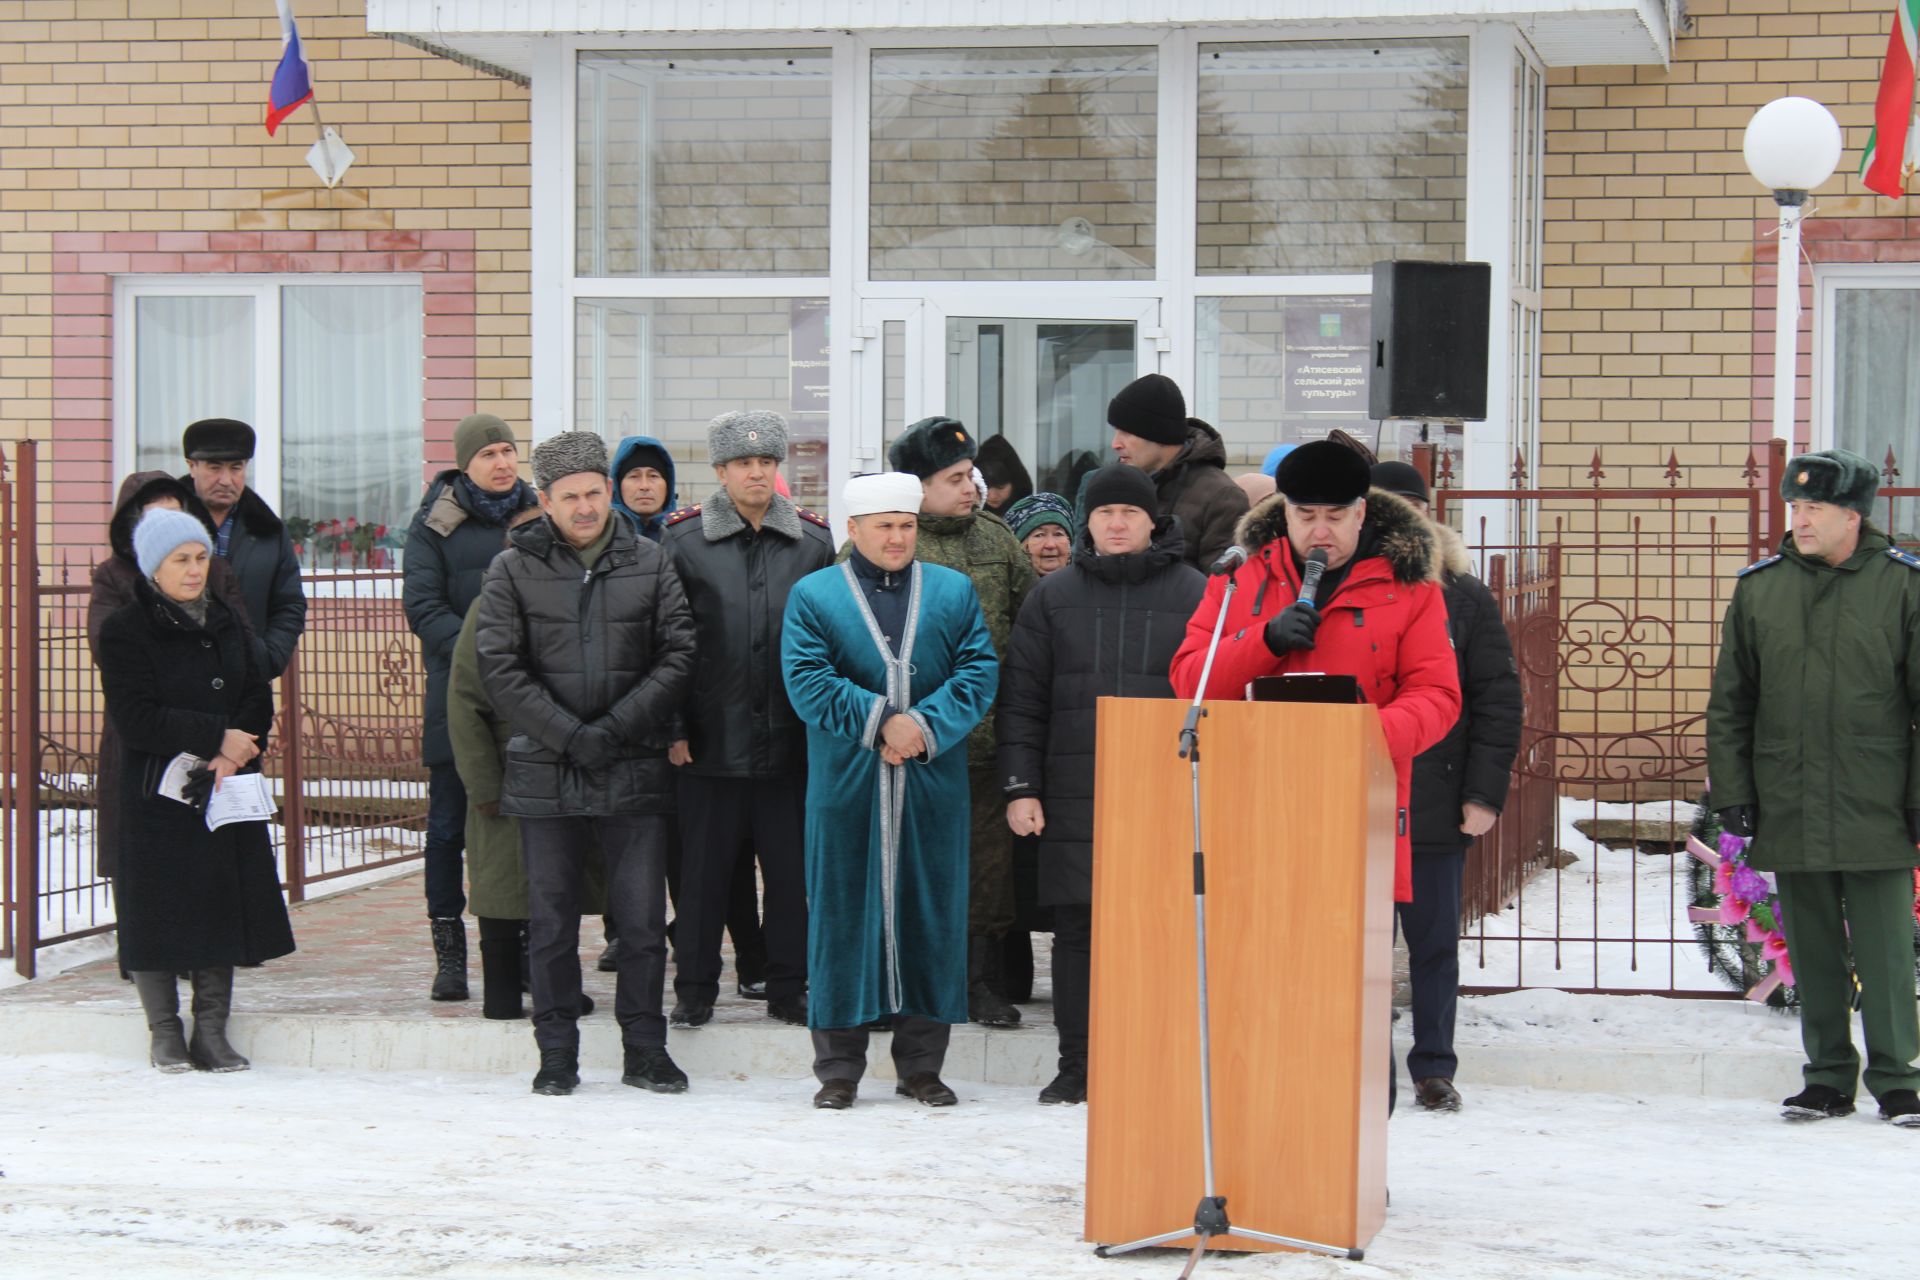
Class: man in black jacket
661,410,834,1030
1371,462,1523,1112
402,413,541,1001
476,431,697,1098
180,418,307,678
998,465,1206,1105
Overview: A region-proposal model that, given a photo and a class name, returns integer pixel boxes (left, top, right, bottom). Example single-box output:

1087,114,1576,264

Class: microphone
1297,548,1329,609
1209,545,1248,576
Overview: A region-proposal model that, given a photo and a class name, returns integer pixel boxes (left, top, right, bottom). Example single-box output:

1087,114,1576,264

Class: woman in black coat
95,508,295,1072
997,465,1207,1106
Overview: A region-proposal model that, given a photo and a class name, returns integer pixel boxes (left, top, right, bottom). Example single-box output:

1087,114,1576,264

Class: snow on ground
0,1050,1908,1280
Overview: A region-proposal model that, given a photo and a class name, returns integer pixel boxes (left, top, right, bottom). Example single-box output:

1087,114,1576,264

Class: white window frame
113,273,424,529
1812,262,1920,455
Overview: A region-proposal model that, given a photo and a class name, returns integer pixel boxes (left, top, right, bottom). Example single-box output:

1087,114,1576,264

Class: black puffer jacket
660,490,834,778
474,514,696,819
402,471,541,767
998,517,1207,905
1409,521,1523,851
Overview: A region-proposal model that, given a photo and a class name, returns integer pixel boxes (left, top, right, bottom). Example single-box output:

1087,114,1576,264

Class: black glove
567,724,621,771
180,765,215,812
1263,602,1321,656
1907,809,1920,845
1718,805,1757,839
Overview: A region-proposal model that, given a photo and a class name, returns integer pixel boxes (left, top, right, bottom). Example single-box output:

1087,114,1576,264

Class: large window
119,278,423,568
1823,269,1920,474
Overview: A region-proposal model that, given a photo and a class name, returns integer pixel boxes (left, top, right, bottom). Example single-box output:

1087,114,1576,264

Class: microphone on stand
1209,545,1248,576
1297,548,1329,609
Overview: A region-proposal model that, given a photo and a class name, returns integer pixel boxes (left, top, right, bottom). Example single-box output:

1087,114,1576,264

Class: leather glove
180,765,215,812
1907,809,1920,845
567,724,621,771
1718,805,1757,839
1263,602,1322,656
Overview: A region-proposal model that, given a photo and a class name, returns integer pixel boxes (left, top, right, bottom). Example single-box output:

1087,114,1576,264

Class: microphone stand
1095,566,1361,1273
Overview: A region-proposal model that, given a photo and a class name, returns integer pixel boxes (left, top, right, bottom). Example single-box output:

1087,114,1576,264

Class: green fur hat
889,416,976,480
1780,449,1878,516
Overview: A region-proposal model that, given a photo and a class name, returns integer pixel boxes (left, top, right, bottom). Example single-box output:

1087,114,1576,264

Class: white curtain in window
279,284,422,557
133,295,256,473
1833,287,1920,469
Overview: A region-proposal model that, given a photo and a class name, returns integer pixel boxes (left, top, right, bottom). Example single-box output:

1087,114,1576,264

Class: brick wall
0,0,530,554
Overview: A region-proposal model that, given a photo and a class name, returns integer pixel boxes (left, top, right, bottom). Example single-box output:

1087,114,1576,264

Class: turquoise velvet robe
781,559,999,1029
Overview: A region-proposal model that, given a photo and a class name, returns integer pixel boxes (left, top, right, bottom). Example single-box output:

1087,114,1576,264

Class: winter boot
130,970,193,1073
621,1044,689,1094
1038,1063,1087,1106
429,917,469,1001
968,936,1021,1028
1782,1084,1855,1121
478,931,526,1020
1878,1089,1920,1128
186,967,250,1072
531,1047,579,1096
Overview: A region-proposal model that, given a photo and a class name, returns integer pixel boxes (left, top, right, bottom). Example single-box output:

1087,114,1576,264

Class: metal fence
1,441,427,977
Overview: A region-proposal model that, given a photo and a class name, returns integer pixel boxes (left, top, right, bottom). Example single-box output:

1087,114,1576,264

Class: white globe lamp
1743,97,1840,446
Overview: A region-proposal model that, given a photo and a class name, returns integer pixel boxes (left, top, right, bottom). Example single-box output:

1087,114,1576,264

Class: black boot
968,935,1021,1028
430,917,469,1001
187,967,249,1072
1000,929,1034,1004
532,1047,579,1096
478,918,525,1020
130,970,193,1073
1039,1062,1087,1106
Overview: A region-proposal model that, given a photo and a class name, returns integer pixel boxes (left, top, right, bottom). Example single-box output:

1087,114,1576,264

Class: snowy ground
0,1050,1909,1280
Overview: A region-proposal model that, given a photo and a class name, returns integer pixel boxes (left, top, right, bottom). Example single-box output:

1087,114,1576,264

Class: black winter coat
182,481,307,677
95,580,294,972
1408,523,1523,851
660,490,834,778
474,514,696,819
402,472,542,766
998,518,1207,905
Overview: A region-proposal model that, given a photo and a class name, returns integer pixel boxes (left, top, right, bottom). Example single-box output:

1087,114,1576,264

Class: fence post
13,443,38,979
281,647,307,904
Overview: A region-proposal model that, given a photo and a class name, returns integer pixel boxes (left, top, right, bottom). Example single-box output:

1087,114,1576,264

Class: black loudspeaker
1368,260,1491,422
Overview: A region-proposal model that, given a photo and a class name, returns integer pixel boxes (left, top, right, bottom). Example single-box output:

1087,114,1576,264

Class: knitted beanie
1005,492,1075,541
1107,374,1188,447
454,413,517,471
133,507,214,579
1081,463,1159,515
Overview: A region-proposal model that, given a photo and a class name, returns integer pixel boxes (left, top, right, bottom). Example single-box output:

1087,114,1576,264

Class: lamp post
1742,97,1843,446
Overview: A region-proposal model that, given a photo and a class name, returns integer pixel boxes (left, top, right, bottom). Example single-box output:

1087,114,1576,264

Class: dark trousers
673,773,806,1002
1052,904,1092,1072
1395,847,1467,1082
811,1016,952,1085
521,814,670,1052
1776,868,1920,1100
662,837,767,983
423,763,468,919
968,764,1015,938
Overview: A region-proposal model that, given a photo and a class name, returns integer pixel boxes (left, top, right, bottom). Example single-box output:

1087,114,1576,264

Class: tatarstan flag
1862,0,1920,198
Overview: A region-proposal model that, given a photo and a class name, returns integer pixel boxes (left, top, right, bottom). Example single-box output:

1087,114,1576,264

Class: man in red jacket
1169,440,1462,908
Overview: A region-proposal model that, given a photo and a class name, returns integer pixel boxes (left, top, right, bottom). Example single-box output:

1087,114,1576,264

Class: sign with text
1282,302,1371,417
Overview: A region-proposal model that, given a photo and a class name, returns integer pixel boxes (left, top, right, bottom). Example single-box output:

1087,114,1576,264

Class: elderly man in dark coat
179,418,306,677
476,431,697,1098
999,464,1205,1106
1707,449,1920,1127
1372,461,1523,1114
402,412,541,1002
1104,373,1250,571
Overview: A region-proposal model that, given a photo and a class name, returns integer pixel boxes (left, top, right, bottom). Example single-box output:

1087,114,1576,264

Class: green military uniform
1706,522,1920,1105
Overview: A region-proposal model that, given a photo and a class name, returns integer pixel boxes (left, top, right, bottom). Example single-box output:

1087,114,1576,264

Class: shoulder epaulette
798,506,830,529
1736,554,1781,578
1886,547,1920,571
663,505,701,528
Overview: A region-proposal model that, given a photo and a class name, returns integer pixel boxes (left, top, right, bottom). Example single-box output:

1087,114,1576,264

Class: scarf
457,472,529,527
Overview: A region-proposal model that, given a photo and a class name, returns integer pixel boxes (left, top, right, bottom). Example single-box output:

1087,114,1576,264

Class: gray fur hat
531,431,610,491
708,409,789,466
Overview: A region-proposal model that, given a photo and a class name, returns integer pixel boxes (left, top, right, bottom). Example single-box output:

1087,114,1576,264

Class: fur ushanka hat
1780,449,1878,516
889,416,976,480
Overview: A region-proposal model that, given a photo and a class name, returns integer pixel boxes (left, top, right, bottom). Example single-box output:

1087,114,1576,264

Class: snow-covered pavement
0,1051,1907,1280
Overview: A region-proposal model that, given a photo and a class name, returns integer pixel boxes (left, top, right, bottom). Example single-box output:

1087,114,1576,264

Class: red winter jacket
1169,490,1462,901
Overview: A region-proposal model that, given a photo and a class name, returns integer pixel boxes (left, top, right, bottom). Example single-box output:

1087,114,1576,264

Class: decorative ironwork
1664,451,1682,488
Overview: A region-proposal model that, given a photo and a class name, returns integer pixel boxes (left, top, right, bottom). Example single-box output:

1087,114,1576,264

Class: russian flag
265,0,313,136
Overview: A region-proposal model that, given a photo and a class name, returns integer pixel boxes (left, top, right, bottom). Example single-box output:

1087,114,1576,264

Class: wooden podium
1084,697,1396,1256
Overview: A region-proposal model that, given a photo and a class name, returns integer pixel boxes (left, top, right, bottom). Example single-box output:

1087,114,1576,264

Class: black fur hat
1780,449,1877,516
1274,438,1372,506
889,416,976,479
182,418,256,462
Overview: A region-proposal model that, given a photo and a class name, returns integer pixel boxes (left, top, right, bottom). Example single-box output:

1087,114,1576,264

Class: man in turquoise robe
781,471,999,1110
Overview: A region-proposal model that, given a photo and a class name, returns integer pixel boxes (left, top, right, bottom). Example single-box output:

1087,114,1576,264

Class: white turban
844,471,924,518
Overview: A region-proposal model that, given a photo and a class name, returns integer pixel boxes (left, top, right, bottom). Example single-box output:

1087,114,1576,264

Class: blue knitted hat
133,507,213,579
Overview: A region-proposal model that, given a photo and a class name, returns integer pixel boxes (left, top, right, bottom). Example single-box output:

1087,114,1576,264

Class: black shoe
531,1048,580,1096
1039,1067,1087,1106
621,1045,689,1094
967,936,1020,1028
767,993,808,1026
577,992,596,1017
895,1072,958,1107
1782,1084,1855,1120
670,999,714,1028
186,967,250,1073
1415,1077,1463,1112
430,918,469,1002
814,1079,856,1109
596,936,622,973
737,978,768,1000
1879,1089,1920,1127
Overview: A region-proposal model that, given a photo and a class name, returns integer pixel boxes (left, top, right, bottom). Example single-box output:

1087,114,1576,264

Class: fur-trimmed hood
1234,487,1443,586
